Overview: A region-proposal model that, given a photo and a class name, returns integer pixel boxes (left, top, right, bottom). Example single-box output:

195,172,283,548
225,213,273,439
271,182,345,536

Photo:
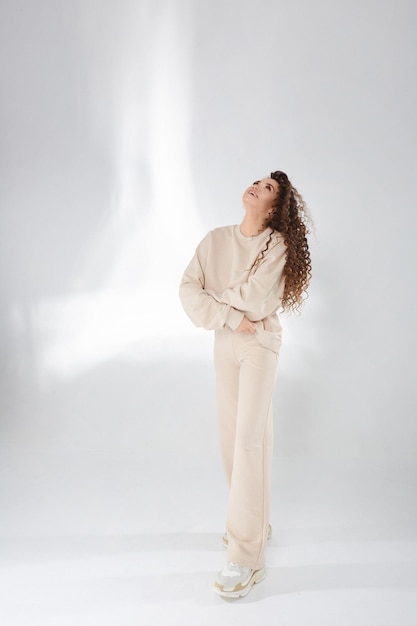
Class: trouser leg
215,329,278,570
214,329,240,486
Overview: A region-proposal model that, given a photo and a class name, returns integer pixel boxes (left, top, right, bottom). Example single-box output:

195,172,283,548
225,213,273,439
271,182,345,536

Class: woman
179,170,312,598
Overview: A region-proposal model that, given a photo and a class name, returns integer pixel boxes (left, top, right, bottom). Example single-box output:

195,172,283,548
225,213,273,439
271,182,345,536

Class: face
242,177,279,216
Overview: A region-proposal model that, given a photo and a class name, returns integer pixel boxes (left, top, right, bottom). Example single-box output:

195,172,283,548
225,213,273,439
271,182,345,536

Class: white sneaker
214,561,266,598
222,524,273,548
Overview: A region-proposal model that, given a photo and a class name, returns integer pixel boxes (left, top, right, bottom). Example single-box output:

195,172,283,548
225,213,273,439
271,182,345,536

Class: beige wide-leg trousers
214,327,279,570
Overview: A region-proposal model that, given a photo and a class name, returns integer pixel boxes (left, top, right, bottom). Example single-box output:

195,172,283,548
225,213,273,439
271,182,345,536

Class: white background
1,1,416,624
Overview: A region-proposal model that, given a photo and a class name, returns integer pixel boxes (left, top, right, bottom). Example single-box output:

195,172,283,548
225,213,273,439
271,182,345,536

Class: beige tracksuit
179,224,287,569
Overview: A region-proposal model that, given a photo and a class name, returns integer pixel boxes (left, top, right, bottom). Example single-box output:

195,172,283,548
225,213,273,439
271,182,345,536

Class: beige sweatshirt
179,225,287,353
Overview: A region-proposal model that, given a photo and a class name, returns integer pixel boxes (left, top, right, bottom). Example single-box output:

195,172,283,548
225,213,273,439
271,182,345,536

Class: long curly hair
262,170,312,311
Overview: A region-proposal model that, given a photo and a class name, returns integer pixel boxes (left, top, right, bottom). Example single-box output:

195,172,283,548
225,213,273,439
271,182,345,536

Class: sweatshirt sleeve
208,240,287,321
179,235,245,331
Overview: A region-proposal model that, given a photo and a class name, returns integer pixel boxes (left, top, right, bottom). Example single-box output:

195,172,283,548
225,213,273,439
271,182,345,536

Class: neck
240,215,267,237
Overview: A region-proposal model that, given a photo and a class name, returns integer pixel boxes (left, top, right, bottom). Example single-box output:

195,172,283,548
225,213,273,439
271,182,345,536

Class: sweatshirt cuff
226,307,244,330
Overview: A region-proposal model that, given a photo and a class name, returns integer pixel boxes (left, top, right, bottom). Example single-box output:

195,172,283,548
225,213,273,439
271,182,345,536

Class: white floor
1,358,416,626
1,456,416,626
2,534,417,626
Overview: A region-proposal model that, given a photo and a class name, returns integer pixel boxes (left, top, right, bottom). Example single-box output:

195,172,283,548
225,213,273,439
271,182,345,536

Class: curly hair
262,170,312,312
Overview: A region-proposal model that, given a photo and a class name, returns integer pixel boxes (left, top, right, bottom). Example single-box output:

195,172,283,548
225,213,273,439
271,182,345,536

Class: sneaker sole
214,567,266,598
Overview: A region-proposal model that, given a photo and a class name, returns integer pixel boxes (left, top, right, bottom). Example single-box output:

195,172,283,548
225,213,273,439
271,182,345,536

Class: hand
236,316,256,334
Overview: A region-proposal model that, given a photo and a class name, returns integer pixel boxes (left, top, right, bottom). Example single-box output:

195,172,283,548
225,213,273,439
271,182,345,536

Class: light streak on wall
31,2,207,383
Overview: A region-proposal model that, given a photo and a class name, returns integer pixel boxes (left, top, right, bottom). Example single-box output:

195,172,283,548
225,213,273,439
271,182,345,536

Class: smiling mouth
249,190,258,197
